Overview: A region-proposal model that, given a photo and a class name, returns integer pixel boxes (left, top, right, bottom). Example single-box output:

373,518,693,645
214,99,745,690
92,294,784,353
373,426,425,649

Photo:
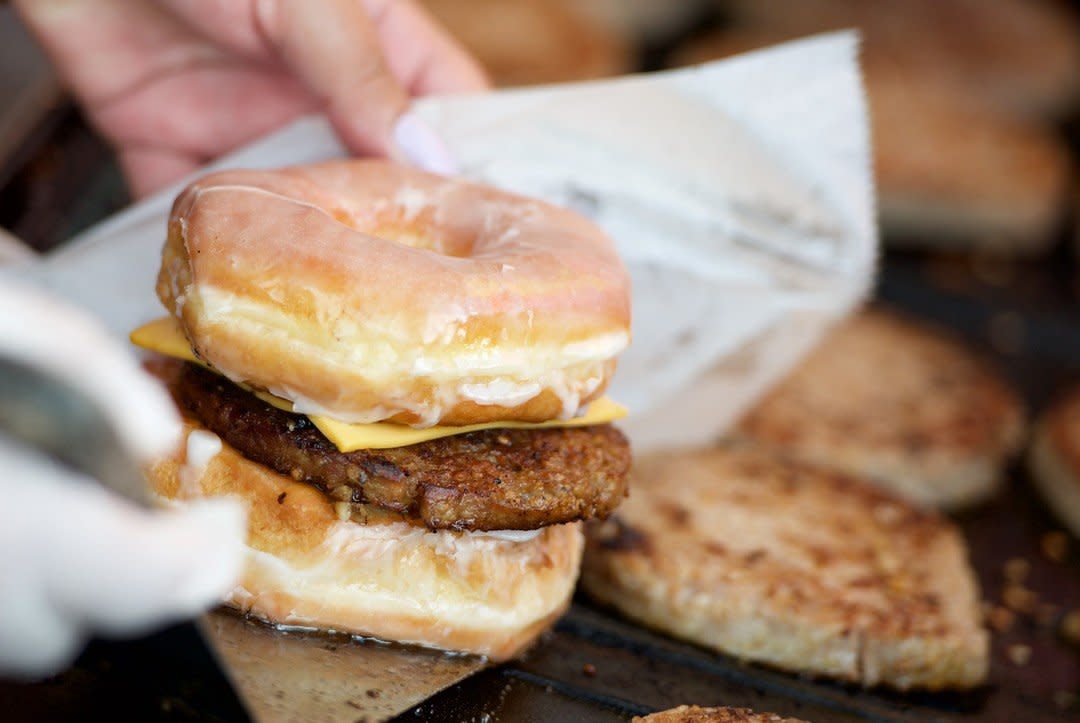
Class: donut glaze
157,161,630,427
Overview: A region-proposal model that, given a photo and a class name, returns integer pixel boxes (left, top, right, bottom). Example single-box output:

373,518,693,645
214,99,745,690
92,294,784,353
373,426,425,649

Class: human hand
14,0,489,198
0,281,246,678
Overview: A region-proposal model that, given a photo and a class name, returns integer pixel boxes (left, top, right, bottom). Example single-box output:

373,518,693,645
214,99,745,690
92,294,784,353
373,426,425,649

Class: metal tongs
0,330,483,722
0,356,150,506
0,231,483,720
0,226,147,503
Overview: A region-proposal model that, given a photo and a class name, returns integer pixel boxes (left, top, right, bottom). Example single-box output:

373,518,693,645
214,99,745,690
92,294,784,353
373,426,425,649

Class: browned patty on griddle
176,363,631,531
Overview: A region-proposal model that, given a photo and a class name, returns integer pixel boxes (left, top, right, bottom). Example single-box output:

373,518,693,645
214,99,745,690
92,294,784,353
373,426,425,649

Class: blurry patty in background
671,0,1080,257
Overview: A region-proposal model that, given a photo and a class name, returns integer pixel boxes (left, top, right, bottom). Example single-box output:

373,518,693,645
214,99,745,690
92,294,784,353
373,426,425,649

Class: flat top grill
0,5,1078,719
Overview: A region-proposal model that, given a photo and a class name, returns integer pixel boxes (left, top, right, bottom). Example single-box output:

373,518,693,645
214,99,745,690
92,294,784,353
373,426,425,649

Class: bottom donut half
144,365,585,661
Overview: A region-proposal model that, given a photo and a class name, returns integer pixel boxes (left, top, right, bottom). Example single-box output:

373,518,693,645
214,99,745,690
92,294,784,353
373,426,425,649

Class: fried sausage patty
176,363,630,531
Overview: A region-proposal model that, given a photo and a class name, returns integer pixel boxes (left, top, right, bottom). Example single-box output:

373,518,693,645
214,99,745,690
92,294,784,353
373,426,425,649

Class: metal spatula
0,357,151,505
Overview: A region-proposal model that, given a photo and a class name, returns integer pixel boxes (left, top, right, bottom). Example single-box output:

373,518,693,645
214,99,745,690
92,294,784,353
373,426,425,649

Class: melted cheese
130,317,627,452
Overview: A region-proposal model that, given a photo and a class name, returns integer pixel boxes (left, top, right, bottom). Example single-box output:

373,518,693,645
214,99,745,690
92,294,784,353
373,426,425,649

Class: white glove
0,281,246,678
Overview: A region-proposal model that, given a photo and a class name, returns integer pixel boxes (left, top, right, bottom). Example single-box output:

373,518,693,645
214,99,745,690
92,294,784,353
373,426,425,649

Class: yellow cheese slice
311,396,627,452
132,316,202,364
130,317,628,451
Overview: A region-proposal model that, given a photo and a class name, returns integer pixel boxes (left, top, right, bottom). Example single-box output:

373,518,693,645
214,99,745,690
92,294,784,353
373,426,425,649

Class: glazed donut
146,415,584,660
157,160,631,427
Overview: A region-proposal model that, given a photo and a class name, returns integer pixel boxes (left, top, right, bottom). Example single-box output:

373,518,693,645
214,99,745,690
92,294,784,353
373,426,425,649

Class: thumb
257,0,455,174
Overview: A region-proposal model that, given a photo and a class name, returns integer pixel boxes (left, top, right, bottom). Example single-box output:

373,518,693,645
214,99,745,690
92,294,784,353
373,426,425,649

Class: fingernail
393,111,458,176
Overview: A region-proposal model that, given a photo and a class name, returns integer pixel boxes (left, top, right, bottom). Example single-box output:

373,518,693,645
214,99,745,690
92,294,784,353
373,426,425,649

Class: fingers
158,0,489,96
0,283,244,677
162,0,482,172
54,494,247,634
363,0,490,95
119,147,203,199
22,0,485,181
260,0,410,160
97,65,318,196
163,0,416,162
0,437,245,677
12,0,220,108
12,0,308,194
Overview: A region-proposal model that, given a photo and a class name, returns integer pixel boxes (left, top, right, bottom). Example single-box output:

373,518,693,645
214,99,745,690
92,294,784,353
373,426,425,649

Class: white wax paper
14,32,875,453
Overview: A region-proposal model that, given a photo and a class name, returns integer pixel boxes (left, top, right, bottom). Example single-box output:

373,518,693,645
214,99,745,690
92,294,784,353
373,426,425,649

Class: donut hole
331,207,477,258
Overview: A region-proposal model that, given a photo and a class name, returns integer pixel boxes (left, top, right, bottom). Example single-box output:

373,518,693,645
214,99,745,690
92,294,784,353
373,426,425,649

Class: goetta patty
176,363,630,531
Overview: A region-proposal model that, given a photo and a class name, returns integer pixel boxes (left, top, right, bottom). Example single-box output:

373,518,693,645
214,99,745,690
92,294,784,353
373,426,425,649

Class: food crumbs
278,492,287,504
582,663,597,677
366,689,380,699
1041,531,1069,562
1007,644,1032,666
